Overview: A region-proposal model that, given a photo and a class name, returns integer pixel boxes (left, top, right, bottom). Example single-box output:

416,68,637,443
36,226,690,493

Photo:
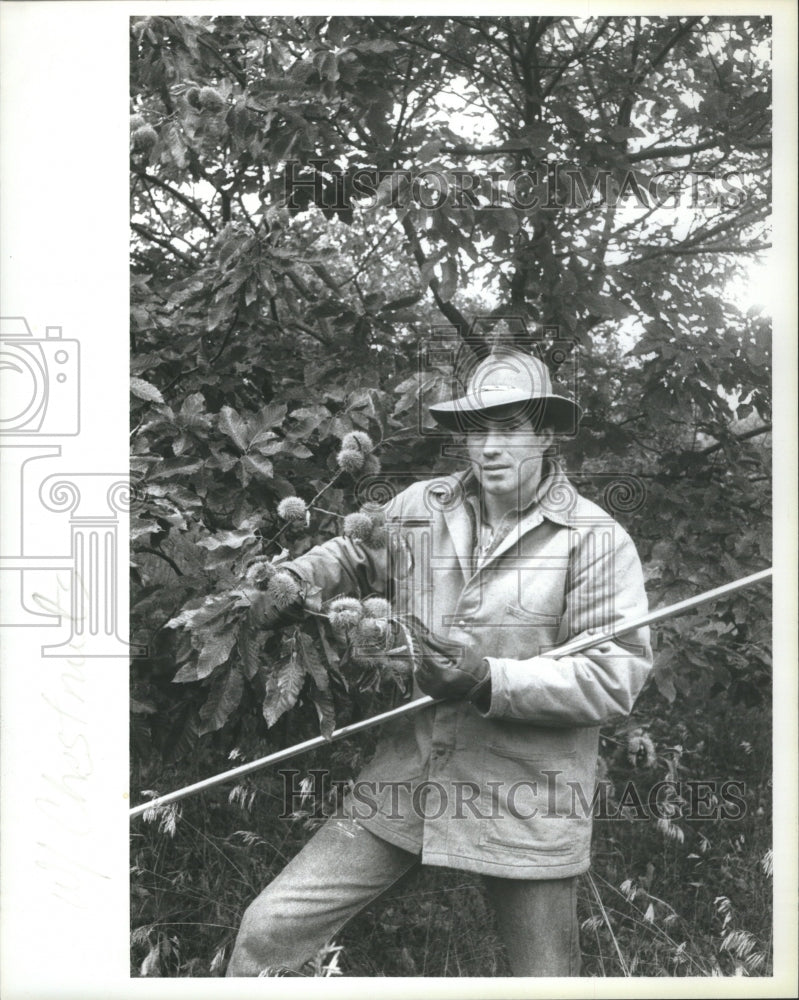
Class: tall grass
131,690,772,977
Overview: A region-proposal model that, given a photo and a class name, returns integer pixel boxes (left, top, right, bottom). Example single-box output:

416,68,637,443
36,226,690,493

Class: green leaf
131,377,165,405
309,683,336,739
653,662,677,703
173,629,237,683
280,442,312,459
241,454,275,480
286,405,329,437
175,393,211,433
172,660,202,683
197,629,238,678
296,630,329,690
197,528,257,551
150,457,204,480
218,405,251,452
317,50,339,82
297,630,335,738
262,637,306,726
254,402,287,432
249,433,283,456
166,594,233,631
237,626,261,681
198,665,244,734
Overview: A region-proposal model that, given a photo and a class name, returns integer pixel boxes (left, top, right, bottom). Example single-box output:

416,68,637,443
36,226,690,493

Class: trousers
227,814,582,977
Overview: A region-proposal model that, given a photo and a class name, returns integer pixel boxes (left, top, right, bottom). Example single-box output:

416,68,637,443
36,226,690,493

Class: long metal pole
130,567,771,819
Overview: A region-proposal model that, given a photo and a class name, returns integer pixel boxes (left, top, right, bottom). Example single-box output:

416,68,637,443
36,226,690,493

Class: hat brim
428,392,582,434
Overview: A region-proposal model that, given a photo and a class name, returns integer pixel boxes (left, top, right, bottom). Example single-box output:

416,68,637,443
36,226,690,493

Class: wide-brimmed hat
428,347,581,434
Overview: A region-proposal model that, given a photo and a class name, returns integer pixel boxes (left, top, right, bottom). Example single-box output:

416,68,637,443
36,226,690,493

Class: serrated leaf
310,684,336,739
317,50,339,82
172,432,190,456
197,629,237,677
173,629,236,683
179,393,207,421
280,442,312,459
297,631,335,738
296,630,329,690
653,667,677,703
241,454,274,480
131,377,165,405
237,626,261,680
198,665,244,734
166,594,232,630
287,405,329,437
206,446,239,472
345,388,378,416
150,458,203,479
172,660,202,683
131,517,163,540
262,641,306,727
198,528,257,552
219,405,251,452
249,425,281,450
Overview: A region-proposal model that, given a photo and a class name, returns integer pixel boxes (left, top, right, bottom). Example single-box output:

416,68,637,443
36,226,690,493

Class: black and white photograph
1,5,797,997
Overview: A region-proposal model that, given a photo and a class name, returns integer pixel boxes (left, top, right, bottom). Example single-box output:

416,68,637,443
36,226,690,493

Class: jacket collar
429,461,577,578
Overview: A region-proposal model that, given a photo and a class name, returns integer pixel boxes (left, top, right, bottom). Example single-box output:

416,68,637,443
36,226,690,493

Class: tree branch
399,214,489,358
627,136,724,162
699,424,771,457
136,546,184,577
287,317,333,348
130,222,196,267
133,171,217,232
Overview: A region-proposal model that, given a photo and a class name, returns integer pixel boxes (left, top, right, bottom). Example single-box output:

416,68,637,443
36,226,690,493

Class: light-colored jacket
284,464,652,878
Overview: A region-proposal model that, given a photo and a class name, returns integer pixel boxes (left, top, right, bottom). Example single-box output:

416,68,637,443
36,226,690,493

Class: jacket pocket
491,605,561,659
506,604,561,626
477,745,585,855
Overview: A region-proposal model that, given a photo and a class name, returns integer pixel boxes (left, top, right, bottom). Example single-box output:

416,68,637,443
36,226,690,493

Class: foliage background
129,15,772,977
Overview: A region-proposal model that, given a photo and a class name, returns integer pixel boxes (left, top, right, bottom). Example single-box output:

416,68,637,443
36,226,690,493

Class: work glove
409,620,491,704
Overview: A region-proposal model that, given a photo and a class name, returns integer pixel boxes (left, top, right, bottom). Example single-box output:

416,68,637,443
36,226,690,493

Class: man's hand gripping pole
130,568,772,820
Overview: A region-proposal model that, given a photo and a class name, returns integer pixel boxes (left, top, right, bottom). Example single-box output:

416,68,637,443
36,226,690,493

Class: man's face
466,414,554,503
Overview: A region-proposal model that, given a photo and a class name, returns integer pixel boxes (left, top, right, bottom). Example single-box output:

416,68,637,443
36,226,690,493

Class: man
227,346,652,977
